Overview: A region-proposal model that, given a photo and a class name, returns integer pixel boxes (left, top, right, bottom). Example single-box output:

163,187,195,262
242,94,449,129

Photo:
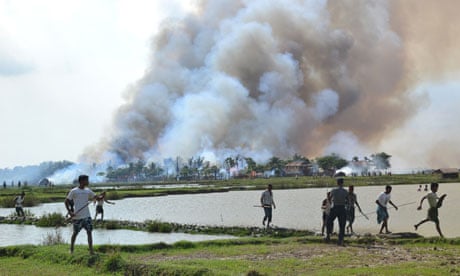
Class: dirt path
136,241,460,268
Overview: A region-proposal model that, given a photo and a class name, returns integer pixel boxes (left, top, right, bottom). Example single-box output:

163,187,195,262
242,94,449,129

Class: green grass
0,237,459,275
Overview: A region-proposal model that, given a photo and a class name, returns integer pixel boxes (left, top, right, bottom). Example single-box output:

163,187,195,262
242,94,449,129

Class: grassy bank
1,235,459,275
0,174,457,208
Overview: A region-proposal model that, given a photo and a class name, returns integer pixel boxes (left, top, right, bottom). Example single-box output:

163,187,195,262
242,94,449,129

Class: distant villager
93,191,115,222
13,191,26,219
260,184,276,229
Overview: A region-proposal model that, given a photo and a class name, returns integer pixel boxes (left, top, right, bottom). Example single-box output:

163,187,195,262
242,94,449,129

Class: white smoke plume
81,0,459,169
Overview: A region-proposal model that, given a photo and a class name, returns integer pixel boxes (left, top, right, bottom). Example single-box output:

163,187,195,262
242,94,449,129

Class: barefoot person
376,185,398,234
260,184,276,229
321,192,332,236
345,185,363,235
65,175,98,255
94,191,115,222
325,177,348,246
414,182,446,237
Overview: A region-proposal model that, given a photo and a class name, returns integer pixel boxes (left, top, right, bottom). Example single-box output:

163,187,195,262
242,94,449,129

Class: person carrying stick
414,182,446,238
64,175,99,255
260,184,276,229
94,191,115,222
345,185,363,235
376,185,398,234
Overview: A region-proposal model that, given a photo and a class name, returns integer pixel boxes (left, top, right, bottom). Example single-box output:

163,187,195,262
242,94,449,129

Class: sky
1,0,459,172
0,0,190,168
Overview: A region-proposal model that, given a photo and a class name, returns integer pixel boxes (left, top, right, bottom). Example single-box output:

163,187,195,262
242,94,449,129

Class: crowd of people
263,177,447,247
8,174,447,254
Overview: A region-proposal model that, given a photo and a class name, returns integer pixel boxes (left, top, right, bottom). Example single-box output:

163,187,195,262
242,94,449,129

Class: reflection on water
0,224,235,247
1,183,459,239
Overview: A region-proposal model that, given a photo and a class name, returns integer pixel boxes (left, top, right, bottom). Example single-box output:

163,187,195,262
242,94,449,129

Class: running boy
414,182,447,237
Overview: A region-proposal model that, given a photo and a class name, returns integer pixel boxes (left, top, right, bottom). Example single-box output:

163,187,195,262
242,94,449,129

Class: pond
0,224,235,247
1,182,459,240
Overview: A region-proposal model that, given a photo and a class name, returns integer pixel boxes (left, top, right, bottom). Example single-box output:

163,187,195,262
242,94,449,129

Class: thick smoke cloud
83,0,459,167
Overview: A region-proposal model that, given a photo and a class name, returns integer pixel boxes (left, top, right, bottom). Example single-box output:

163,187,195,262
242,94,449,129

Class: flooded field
1,182,458,241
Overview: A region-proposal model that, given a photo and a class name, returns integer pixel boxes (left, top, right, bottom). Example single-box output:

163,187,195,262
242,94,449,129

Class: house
284,161,312,176
433,168,459,179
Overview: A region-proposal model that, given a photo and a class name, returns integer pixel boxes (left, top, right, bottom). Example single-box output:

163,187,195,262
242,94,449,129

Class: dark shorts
15,207,24,215
427,207,439,223
346,206,355,223
72,217,93,234
96,205,103,214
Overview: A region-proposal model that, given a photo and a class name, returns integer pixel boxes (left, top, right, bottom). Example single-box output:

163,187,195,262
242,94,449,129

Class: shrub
146,220,173,233
106,191,120,200
104,253,126,273
41,229,65,245
104,220,121,230
36,212,66,227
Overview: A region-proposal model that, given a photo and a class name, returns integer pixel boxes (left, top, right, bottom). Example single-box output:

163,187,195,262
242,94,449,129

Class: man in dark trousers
325,176,348,246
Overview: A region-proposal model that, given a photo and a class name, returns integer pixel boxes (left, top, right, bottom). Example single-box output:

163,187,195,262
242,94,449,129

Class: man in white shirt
65,175,98,255
375,185,398,234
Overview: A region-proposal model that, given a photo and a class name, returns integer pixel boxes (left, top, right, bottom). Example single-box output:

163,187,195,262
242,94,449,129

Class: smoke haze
83,0,460,168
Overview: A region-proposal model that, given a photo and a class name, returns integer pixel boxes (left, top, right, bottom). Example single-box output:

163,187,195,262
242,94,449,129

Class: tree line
104,152,392,182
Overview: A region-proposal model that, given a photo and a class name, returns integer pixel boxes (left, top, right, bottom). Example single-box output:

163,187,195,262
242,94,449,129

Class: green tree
245,157,257,173
316,154,348,174
267,156,286,176
224,157,236,170
371,152,391,170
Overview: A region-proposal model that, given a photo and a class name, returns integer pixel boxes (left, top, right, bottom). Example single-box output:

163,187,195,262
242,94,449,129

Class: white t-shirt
67,187,95,219
427,192,439,208
377,192,391,208
15,196,24,208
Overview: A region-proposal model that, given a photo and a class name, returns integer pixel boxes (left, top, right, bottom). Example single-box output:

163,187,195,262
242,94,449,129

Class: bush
146,220,173,233
36,212,66,227
41,229,65,245
106,191,120,200
174,240,196,249
104,220,121,230
104,253,126,273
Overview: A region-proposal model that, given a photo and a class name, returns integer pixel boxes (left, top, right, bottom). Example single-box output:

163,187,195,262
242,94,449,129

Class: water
1,183,459,241
0,224,235,247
